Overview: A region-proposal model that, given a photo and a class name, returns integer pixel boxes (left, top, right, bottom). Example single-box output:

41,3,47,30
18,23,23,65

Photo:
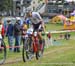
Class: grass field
1,23,75,66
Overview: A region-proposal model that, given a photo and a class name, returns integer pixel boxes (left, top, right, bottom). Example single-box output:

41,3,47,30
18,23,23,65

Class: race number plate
34,32,37,36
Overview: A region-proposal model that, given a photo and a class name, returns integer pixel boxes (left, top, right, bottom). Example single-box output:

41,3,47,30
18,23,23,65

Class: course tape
0,30,75,49
46,30,75,34
0,45,23,49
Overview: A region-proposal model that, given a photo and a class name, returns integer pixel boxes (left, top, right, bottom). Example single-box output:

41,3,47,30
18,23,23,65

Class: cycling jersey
29,12,42,24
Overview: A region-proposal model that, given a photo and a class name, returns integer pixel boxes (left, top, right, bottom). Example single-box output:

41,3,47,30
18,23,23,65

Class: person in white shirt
25,9,45,45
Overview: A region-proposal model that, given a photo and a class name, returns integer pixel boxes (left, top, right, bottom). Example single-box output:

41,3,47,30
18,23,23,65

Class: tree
0,0,4,11
3,0,13,11
0,0,13,13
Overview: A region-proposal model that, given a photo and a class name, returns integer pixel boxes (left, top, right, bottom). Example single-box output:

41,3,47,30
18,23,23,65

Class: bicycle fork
33,37,39,53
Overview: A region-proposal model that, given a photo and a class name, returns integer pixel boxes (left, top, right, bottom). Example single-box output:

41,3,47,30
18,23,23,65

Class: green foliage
0,0,13,11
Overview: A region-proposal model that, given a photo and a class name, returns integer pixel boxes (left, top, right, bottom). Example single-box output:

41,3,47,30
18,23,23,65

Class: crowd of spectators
0,17,29,52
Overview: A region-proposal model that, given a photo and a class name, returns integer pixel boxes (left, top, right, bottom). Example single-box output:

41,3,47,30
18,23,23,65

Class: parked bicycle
22,27,45,62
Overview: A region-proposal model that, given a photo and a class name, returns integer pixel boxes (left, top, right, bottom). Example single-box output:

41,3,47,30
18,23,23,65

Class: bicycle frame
26,31,39,53
33,31,39,53
26,27,42,53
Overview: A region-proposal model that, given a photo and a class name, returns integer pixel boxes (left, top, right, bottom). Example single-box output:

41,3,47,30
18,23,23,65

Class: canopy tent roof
50,15,68,23
70,10,75,16
57,15,68,21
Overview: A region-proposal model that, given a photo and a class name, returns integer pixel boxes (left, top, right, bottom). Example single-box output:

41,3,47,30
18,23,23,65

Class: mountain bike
22,27,45,62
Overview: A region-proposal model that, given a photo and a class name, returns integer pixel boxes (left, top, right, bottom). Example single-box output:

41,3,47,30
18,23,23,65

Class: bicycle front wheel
0,40,6,65
22,37,32,62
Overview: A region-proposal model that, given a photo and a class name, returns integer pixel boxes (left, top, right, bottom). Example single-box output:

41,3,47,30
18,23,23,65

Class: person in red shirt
47,32,51,40
0,17,5,39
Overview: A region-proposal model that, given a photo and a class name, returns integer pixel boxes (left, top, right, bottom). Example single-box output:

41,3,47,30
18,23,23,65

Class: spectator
0,17,5,39
14,17,21,52
1,25,5,39
64,33,67,40
6,19,14,51
46,32,52,47
60,33,63,39
64,33,70,40
21,21,28,45
47,32,51,40
68,33,71,39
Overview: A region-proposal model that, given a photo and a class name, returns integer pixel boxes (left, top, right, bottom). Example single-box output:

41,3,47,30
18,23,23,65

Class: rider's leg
38,32,42,42
38,32,43,50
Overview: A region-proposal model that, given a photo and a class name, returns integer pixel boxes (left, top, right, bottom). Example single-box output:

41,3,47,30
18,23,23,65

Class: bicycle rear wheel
0,40,6,65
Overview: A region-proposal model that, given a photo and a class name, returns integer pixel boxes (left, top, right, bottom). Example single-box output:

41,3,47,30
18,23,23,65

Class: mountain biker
25,9,45,46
